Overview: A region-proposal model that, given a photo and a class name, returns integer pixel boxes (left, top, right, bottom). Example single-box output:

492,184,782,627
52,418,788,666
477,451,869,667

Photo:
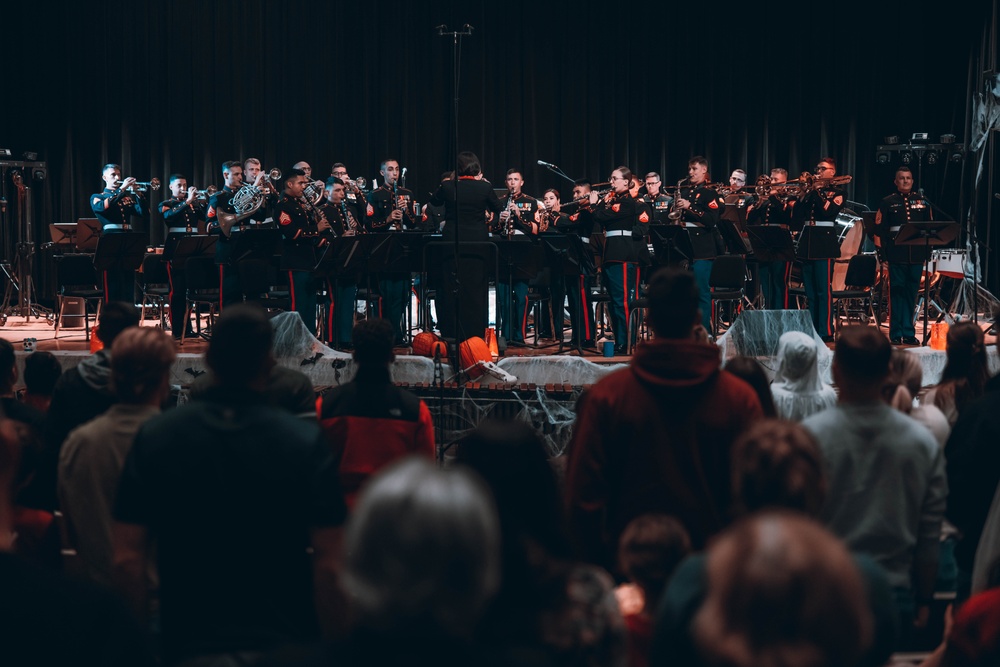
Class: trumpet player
369,158,416,345
746,168,796,309
331,163,372,222
158,174,206,339
278,169,331,337
91,163,146,302
793,157,846,342
559,179,598,349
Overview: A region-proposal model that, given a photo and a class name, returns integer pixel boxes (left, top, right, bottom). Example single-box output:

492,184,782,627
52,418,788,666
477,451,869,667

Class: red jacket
565,338,762,566
318,368,435,509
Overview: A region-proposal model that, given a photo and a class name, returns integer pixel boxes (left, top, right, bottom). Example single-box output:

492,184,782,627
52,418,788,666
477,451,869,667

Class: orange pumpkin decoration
411,331,440,358
459,336,492,378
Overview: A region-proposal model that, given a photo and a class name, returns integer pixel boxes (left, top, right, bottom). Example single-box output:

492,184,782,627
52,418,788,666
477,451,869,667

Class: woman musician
588,167,642,355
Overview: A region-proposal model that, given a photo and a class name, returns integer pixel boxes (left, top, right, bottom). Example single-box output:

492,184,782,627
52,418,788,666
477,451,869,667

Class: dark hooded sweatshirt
565,338,763,568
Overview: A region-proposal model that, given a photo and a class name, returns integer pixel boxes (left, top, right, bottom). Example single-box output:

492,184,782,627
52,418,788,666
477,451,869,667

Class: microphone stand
537,160,578,186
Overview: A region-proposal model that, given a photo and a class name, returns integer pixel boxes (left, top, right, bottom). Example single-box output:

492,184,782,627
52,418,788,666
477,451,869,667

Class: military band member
277,169,331,336
793,157,845,342
674,156,725,334
496,168,540,344
367,158,415,346
158,174,206,339
641,172,674,224
746,168,796,309
538,189,570,342
318,177,362,349
558,180,597,348
331,162,372,224
206,161,246,307
876,166,931,345
91,163,145,303
589,167,642,355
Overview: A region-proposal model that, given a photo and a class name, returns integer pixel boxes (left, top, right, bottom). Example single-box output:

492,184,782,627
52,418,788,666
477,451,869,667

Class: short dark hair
102,163,121,173
206,304,273,385
326,176,344,188
505,168,522,178
111,327,176,404
688,156,709,168
283,167,306,192
331,162,347,172
456,152,481,177
574,179,592,189
645,172,661,181
819,157,837,170
618,513,691,606
168,173,186,185
352,318,396,366
380,158,398,171
222,160,241,176
834,326,890,383
97,302,140,346
23,352,62,396
895,165,913,176
647,268,700,338
0,339,15,389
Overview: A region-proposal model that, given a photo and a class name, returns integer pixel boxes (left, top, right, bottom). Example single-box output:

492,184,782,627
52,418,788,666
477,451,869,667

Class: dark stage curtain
2,1,997,288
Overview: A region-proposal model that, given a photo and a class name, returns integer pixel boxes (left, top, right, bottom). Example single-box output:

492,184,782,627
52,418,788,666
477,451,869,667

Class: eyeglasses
815,165,833,172
609,175,625,182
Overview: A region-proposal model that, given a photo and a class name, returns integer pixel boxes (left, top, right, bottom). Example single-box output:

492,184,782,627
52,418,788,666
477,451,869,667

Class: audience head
110,327,176,405
456,151,482,177
205,304,274,388
691,511,872,667
23,352,62,398
456,419,573,560
618,513,691,610
0,339,15,392
731,419,826,518
352,318,396,367
774,331,821,387
96,302,140,347
832,326,890,398
942,321,989,398
725,356,777,418
647,268,701,339
886,348,923,411
344,457,500,639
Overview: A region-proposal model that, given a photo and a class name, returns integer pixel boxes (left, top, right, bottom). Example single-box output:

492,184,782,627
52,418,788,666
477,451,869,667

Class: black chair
238,258,291,313
524,282,553,346
181,256,221,344
138,254,170,329
54,254,103,340
709,254,747,337
626,288,650,355
831,253,878,334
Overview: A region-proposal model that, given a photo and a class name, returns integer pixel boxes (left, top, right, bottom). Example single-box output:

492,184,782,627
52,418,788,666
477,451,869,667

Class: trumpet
118,177,160,192
345,177,367,193
193,185,218,202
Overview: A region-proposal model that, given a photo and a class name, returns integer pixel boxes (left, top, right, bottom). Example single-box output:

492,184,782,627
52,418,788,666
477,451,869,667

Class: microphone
995,192,1000,199
537,160,559,169
434,24,447,31
402,166,407,178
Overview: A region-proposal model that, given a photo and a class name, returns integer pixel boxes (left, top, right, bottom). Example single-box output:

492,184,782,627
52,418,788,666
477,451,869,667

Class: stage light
911,132,929,143
22,151,37,161
884,135,900,145
950,148,964,162
926,151,938,165
940,134,956,144
900,151,913,165
0,149,10,157
876,151,891,164
32,168,46,180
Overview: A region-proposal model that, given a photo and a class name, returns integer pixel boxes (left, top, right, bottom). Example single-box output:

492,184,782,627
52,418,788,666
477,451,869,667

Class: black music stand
747,226,796,263
894,220,960,345
495,236,545,350
718,219,753,255
649,225,695,267
49,223,77,246
230,229,281,264
163,233,216,262
539,232,599,355
93,232,148,272
795,225,840,261
75,218,102,252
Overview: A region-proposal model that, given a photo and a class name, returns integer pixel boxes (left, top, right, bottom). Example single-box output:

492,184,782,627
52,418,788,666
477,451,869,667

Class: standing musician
876,166,931,346
368,158,416,346
588,167,642,355
318,176,362,349
495,168,540,344
674,156,725,334
207,161,247,307
277,168,332,336
558,180,598,348
158,174,206,339
331,162,372,223
793,157,845,342
746,168,796,309
91,163,146,303
539,189,570,341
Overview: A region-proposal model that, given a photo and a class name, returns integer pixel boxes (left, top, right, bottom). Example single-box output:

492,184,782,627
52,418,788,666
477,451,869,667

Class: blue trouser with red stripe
566,274,596,345
693,259,713,333
289,270,318,336
603,261,638,352
802,259,834,337
759,261,790,309
498,280,529,343
888,262,921,339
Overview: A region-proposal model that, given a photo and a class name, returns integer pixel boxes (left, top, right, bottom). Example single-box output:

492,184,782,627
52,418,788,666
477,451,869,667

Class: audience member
58,326,175,587
689,512,874,667
652,419,897,667
0,338,44,431
0,418,155,666
803,325,947,632
616,514,690,667
112,304,348,665
566,268,763,566
188,363,316,419
887,348,951,447
724,356,777,418
945,359,1000,599
20,350,63,414
318,319,434,509
457,420,627,667
29,302,140,511
924,321,990,426
279,457,500,666
769,331,837,421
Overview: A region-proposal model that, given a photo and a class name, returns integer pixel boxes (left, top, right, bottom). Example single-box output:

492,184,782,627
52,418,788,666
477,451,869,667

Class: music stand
718,219,753,255
795,225,840,261
495,236,545,350
894,220,960,345
649,225,695,267
163,234,216,263
49,223,77,246
539,232,599,355
75,218,102,252
230,229,281,264
747,226,796,263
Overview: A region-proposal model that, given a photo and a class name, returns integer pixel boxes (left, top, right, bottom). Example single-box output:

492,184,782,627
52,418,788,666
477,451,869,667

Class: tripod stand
0,173,51,325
